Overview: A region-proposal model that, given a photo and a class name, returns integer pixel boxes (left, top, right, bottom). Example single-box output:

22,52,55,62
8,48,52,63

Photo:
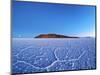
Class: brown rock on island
34,34,79,38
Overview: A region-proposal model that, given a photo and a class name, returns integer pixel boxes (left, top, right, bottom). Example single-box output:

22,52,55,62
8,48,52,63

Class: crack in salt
14,45,86,72
68,51,86,62
14,60,45,69
46,50,86,70
15,46,32,57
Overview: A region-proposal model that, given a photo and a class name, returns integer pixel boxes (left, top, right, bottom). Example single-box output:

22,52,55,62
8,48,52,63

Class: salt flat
12,38,96,74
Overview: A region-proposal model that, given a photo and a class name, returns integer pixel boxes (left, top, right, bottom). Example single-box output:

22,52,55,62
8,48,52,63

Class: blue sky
12,1,96,38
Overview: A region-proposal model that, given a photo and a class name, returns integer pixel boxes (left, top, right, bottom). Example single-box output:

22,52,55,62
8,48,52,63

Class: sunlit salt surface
12,38,96,74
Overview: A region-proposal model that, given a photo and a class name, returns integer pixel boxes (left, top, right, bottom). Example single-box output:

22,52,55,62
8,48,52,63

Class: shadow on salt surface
12,38,96,74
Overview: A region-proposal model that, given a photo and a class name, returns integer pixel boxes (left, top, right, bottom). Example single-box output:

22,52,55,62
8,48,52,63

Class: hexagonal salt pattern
12,38,96,74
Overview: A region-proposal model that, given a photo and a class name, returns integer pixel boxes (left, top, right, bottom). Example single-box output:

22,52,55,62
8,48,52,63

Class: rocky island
34,34,79,38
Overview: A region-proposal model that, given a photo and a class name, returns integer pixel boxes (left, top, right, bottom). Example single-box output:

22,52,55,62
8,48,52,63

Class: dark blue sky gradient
12,1,96,38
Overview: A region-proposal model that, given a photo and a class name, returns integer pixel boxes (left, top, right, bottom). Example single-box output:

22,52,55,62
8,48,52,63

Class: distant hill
34,34,79,38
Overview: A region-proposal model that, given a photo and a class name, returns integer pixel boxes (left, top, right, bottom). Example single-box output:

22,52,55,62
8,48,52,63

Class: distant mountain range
34,34,79,38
